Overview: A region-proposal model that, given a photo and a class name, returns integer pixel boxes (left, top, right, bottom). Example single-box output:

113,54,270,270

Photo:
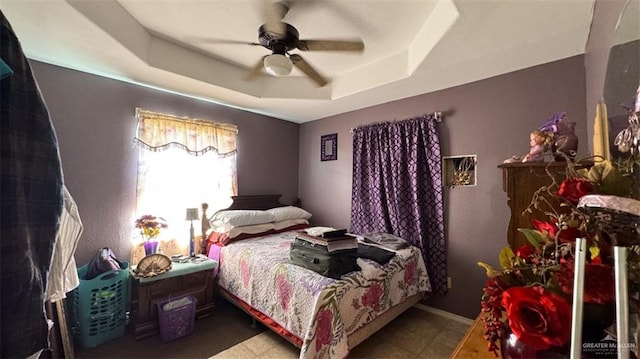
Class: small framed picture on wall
321,133,337,161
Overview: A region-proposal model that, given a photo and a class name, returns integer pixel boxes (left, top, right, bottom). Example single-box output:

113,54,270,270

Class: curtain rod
350,111,443,134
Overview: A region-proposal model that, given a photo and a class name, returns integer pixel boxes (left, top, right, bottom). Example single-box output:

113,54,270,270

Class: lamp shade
264,54,293,76
185,208,199,221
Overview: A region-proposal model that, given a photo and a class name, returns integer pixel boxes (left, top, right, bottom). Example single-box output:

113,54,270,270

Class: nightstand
130,258,217,340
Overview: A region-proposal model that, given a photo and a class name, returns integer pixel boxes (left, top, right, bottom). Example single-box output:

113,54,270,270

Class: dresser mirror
602,0,639,159
602,0,639,199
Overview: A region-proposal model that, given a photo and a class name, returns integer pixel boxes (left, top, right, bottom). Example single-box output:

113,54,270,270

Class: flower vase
500,310,611,359
143,240,159,256
552,121,578,161
500,329,567,359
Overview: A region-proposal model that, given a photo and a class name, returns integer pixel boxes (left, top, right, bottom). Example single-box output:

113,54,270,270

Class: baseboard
412,303,475,325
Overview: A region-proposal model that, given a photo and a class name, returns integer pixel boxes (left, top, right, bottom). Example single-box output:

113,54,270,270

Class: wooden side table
130,258,217,340
451,314,497,359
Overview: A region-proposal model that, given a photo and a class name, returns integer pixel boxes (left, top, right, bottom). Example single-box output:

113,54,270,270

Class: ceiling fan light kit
264,53,293,76
230,1,365,87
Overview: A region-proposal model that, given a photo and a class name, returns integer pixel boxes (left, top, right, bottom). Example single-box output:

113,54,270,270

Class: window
133,109,237,261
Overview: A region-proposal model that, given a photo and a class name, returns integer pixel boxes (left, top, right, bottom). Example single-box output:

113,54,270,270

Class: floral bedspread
216,230,431,359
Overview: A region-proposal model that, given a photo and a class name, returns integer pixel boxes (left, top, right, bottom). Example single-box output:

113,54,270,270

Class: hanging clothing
46,186,83,302
1,10,64,358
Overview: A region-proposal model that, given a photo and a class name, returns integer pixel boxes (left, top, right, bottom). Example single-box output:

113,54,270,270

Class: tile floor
211,306,471,359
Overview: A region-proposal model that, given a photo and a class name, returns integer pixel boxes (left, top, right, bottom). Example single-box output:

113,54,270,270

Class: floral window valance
133,108,238,157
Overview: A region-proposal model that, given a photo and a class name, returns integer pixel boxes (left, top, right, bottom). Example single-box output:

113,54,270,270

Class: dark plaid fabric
1,11,63,358
350,114,447,294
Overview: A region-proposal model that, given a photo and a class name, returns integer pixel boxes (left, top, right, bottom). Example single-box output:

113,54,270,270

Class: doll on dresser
504,112,564,164
523,130,554,162
504,130,554,163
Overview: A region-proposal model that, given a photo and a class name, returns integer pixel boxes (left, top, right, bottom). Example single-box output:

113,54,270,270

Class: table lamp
185,208,199,256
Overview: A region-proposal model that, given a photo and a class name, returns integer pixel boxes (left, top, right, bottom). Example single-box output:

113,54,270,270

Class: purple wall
30,61,300,266
299,55,588,319
299,0,628,319
27,0,625,321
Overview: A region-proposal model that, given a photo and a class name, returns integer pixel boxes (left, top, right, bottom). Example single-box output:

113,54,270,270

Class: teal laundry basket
69,262,129,348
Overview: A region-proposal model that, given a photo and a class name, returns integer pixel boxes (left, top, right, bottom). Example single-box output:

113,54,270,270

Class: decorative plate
135,253,172,278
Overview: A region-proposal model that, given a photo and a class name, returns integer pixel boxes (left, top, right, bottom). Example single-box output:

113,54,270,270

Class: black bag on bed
290,238,359,279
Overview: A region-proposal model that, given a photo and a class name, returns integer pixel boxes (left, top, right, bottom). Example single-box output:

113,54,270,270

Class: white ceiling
2,0,597,123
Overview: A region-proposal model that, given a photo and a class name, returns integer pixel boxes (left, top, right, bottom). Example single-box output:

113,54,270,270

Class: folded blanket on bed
357,243,395,264
303,226,336,236
362,232,409,250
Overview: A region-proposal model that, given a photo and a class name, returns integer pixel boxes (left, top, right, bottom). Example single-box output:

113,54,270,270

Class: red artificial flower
554,260,615,305
478,158,632,356
531,219,557,238
557,178,594,204
480,278,508,356
515,245,535,260
557,226,582,244
501,286,572,350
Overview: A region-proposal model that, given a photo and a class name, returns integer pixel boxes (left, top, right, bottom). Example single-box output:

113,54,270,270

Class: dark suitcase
289,238,359,279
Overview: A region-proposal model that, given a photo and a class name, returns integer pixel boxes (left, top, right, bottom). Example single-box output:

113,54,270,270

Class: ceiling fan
211,1,365,87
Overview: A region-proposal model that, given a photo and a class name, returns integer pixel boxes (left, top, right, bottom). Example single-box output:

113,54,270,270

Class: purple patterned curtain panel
350,114,447,294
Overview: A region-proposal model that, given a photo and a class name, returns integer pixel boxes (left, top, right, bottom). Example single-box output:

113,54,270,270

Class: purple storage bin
157,294,197,342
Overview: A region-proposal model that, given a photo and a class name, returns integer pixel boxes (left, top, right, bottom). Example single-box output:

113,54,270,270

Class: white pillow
216,222,276,239
266,206,312,222
273,218,309,231
210,210,276,227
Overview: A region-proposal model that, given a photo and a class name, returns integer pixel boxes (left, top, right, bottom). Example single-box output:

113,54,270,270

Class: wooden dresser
498,161,591,249
451,314,496,359
131,259,217,340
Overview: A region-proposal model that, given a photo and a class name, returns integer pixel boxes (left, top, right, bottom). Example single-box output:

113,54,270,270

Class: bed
205,195,432,359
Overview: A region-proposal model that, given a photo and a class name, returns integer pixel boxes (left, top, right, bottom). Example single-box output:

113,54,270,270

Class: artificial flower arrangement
134,214,168,242
478,157,639,357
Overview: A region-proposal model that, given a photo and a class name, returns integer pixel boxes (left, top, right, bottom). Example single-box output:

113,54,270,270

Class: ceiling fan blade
297,39,364,52
260,1,289,36
244,56,267,81
289,54,328,87
186,36,260,46
272,1,290,21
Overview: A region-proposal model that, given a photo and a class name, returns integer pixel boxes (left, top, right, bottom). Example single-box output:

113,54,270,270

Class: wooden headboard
223,194,287,210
